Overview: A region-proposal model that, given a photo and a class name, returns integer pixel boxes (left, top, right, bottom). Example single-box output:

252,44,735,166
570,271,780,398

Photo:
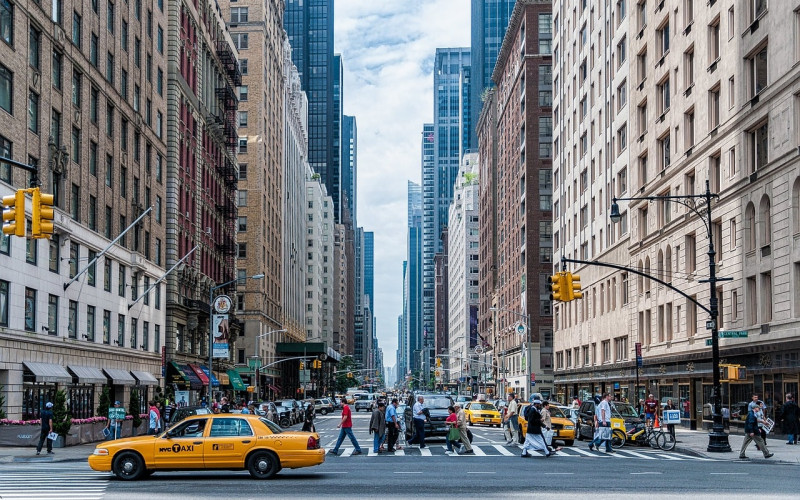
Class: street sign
719,330,748,338
515,322,528,337
108,407,126,420
706,339,713,346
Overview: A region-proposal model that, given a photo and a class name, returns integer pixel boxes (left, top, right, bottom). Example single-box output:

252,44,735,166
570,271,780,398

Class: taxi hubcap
257,458,270,471
122,460,135,474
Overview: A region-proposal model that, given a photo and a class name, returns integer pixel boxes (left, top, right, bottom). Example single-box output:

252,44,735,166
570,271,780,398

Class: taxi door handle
241,440,252,444
193,441,202,445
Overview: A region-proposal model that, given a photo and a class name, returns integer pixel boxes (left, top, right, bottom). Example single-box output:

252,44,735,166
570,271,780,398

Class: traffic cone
654,414,660,428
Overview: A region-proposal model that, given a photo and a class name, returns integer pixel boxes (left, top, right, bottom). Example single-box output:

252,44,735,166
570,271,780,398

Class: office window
231,6,248,23
29,26,41,70
234,33,248,50
617,124,627,155
684,109,695,149
26,233,37,264
657,76,670,114
639,154,648,188
86,305,95,341
118,264,126,296
157,26,163,53
657,19,670,59
617,79,627,111
28,92,39,133
88,195,97,230
105,153,113,186
658,132,671,170
617,36,626,68
747,120,768,172
637,49,647,84
121,19,127,51
87,249,96,286
106,104,114,136
0,0,12,46
747,44,768,98
750,0,767,23
103,310,110,344
709,86,720,130
90,33,98,67
0,63,12,114
683,46,694,90
104,258,111,292
104,205,112,239
685,233,696,273
130,319,137,350
709,17,720,64
24,288,36,332
637,100,647,136
684,0,694,28
68,299,78,338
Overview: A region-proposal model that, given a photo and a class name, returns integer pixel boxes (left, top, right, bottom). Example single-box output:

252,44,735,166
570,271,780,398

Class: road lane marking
710,472,748,475
315,471,349,474
471,446,487,456
570,448,607,457
466,471,495,474
419,446,432,456
544,472,575,475
394,449,406,456
631,472,662,475
493,445,516,456
340,448,355,457
616,450,658,460
393,471,422,474
655,453,684,460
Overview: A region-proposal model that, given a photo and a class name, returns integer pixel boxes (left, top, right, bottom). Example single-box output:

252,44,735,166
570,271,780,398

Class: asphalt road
3,407,797,500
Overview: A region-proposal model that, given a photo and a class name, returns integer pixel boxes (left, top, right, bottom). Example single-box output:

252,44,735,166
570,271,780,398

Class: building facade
1,0,168,419
553,0,800,428
479,0,554,400
404,180,423,374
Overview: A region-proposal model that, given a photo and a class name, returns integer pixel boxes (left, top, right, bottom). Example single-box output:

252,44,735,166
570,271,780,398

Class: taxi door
204,417,257,468
153,418,208,468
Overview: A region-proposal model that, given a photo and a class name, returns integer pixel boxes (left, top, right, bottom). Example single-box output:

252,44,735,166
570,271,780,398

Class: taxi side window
173,419,207,438
210,418,254,437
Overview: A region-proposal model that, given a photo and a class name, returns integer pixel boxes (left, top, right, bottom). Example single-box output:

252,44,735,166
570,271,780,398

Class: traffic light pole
0,156,41,188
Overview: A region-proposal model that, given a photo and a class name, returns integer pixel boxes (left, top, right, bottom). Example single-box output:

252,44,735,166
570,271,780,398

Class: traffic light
549,273,566,302
567,272,583,301
347,371,353,378
2,190,25,237
313,360,322,369
31,188,55,239
436,357,441,367
299,361,305,370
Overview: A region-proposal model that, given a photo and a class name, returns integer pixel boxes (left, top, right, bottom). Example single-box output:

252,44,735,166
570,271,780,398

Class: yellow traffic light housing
2,190,25,237
549,273,566,302
299,361,305,370
567,272,582,301
436,357,441,367
347,371,353,378
32,188,55,239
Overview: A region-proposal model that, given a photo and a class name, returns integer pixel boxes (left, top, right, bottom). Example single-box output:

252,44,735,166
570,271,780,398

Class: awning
226,370,247,391
167,361,202,390
188,364,209,386
23,362,72,384
102,368,137,385
131,370,159,386
267,384,280,393
214,371,230,385
200,366,219,387
67,365,107,384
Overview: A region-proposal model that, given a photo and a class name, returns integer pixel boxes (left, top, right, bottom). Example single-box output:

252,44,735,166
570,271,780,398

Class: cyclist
644,394,659,429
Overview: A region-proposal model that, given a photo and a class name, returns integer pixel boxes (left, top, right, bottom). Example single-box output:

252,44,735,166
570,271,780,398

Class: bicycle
628,423,676,451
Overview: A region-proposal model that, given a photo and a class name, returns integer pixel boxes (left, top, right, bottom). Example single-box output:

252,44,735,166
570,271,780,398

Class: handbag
599,425,613,441
447,426,460,441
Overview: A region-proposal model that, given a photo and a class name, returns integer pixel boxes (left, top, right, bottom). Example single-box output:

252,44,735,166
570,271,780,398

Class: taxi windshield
259,417,283,434
426,398,452,409
612,403,639,418
471,403,496,411
548,406,566,418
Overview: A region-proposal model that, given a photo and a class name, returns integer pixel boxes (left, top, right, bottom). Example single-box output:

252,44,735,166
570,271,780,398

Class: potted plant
129,389,142,435
51,389,72,447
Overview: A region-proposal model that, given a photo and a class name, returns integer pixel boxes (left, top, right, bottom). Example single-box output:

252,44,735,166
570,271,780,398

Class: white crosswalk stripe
322,445,705,461
0,471,109,500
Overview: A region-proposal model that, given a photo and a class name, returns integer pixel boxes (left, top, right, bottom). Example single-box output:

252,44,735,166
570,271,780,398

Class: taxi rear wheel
248,450,280,479
112,452,145,481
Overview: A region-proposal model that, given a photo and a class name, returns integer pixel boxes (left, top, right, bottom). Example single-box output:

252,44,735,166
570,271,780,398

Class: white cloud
335,0,470,370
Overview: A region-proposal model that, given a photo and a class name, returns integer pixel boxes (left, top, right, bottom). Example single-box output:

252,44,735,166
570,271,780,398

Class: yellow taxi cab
88,413,324,480
463,401,502,427
517,403,576,446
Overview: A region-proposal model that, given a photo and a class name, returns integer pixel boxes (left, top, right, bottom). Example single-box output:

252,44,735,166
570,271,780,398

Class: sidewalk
673,427,800,464
0,442,97,464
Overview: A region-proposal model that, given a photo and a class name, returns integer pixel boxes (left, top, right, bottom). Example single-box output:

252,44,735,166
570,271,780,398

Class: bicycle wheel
610,429,626,449
647,431,659,448
657,431,676,451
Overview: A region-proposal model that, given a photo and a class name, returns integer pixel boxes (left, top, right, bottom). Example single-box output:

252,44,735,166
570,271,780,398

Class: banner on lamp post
212,314,230,359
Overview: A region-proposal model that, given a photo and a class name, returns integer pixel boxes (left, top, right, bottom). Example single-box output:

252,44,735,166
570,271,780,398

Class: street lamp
490,306,532,400
253,328,287,400
208,273,265,397
610,179,731,453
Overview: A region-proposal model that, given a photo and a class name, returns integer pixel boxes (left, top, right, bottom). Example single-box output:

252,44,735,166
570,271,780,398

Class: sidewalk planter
0,415,148,447
0,425,41,446
52,435,66,448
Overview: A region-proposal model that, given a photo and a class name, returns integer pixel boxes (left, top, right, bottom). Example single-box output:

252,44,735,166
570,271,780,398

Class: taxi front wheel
112,451,145,481
248,450,280,479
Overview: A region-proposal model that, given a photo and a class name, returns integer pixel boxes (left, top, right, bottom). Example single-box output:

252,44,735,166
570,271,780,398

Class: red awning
188,364,209,386
268,384,280,392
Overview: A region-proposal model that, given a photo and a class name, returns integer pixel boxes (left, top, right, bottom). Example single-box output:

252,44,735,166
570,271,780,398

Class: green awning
226,369,247,391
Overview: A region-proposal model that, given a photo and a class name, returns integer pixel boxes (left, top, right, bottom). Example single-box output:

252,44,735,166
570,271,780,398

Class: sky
334,1,470,369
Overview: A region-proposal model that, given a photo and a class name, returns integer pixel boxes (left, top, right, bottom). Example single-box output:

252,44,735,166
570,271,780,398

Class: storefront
226,369,247,400
167,361,203,405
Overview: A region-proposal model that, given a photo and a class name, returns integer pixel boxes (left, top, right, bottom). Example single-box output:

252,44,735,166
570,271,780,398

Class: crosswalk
0,470,110,500
323,444,715,462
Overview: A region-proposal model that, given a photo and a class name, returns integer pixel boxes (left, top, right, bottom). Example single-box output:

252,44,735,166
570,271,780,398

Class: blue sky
335,0,470,368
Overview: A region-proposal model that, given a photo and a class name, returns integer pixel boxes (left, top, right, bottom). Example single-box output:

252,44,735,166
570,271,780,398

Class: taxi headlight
93,448,109,456
564,425,575,430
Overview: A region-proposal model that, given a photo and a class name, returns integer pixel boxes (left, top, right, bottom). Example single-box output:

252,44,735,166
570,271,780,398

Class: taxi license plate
484,418,492,422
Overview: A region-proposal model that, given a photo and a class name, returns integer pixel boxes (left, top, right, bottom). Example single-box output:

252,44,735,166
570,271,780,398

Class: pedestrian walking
148,401,161,435
408,395,427,449
369,402,387,453
454,402,474,455
541,401,562,453
589,393,614,453
781,394,799,444
385,398,403,452
328,400,362,455
505,393,519,445
739,406,774,459
520,399,550,457
302,400,315,432
36,402,55,455
444,405,461,455
105,401,123,440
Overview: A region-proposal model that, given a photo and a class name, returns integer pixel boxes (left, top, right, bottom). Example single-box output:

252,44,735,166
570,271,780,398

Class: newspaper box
662,409,681,425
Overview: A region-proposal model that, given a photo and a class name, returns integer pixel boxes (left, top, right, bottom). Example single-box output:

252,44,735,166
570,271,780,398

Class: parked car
314,398,334,415
354,393,378,412
168,406,212,425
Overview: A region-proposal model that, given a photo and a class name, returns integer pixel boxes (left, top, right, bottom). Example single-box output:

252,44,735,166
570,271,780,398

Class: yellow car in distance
464,401,502,427
517,403,576,446
88,414,324,480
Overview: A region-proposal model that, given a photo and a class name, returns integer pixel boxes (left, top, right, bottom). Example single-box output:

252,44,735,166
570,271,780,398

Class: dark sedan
403,395,454,440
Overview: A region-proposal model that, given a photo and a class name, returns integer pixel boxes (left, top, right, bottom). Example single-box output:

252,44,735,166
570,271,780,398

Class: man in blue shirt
36,402,55,455
385,398,403,452
408,395,427,449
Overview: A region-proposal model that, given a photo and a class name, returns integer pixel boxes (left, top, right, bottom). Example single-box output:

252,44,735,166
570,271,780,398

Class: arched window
657,249,665,281
745,202,756,252
792,177,800,235
644,257,651,292
758,195,771,247
665,246,672,282
638,260,644,295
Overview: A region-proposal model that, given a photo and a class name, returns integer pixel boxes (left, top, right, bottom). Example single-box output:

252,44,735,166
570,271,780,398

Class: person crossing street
504,393,519,445
328,401,363,456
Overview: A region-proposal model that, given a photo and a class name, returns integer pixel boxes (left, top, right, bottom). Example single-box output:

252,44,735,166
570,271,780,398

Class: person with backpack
739,405,774,459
